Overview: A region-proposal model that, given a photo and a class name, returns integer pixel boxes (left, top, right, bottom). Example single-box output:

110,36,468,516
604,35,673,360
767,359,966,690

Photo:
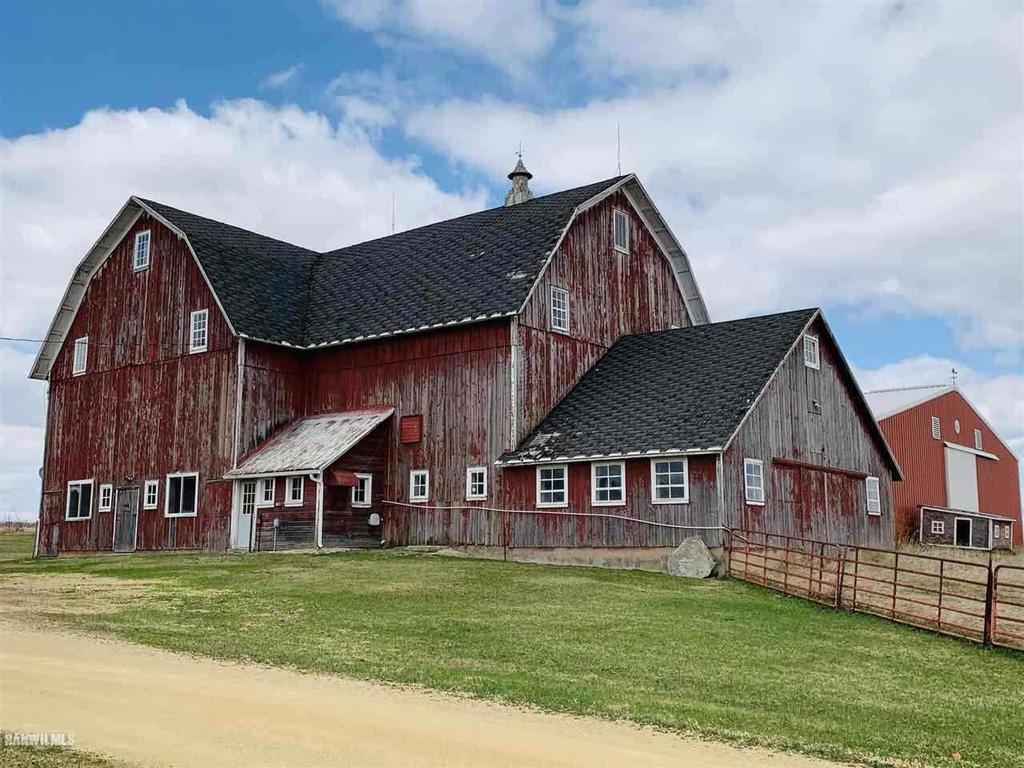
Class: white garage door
945,446,979,513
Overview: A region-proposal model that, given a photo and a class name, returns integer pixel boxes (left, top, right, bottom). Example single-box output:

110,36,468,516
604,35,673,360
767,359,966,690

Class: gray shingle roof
500,309,819,464
139,176,624,347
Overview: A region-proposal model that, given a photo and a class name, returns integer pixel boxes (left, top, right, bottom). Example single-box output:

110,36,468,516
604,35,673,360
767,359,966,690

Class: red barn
865,385,1020,550
30,165,900,557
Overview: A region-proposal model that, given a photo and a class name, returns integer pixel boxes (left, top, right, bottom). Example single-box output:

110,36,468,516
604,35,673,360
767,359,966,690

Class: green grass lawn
2,531,1022,768
0,746,131,768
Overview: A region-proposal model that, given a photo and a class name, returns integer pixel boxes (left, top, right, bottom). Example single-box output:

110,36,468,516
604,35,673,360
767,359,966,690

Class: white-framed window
72,336,89,375
165,472,199,518
285,476,304,506
954,419,961,434
803,334,820,370
466,466,487,501
257,478,275,507
65,479,94,520
613,208,629,253
931,519,945,535
190,309,209,354
974,429,983,451
744,459,765,505
651,458,689,503
143,479,159,510
550,286,569,333
98,483,113,512
134,230,151,271
931,416,941,440
591,461,625,506
536,464,568,508
409,470,429,502
866,476,881,515
352,473,372,507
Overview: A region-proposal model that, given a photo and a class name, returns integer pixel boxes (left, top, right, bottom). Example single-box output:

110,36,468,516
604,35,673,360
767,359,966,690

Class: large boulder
667,537,717,578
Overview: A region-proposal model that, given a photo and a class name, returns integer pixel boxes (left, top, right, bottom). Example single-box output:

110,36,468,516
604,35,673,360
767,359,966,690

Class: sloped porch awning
226,408,393,478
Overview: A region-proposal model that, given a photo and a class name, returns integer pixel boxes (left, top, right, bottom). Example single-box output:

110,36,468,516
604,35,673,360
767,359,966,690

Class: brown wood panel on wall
41,213,237,553
723,316,894,548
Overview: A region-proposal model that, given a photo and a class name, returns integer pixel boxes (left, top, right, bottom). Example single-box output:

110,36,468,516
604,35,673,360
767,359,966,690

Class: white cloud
260,64,305,90
321,0,557,76
402,0,1024,354
326,69,404,130
0,99,487,519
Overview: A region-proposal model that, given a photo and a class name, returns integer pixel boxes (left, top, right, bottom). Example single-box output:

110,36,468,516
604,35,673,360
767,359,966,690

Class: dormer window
189,309,209,353
134,230,151,271
72,336,88,375
613,209,629,253
803,334,820,369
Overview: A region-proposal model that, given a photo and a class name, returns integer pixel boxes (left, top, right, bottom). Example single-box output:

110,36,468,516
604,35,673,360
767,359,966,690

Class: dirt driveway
0,620,842,768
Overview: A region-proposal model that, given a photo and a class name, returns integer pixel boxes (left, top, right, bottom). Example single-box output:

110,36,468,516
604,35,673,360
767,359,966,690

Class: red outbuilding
865,385,1021,550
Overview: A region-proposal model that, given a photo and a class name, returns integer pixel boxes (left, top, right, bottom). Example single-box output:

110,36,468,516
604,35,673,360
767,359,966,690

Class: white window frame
612,208,630,254
931,416,941,440
536,464,568,508
164,471,199,518
98,483,113,512
803,334,820,370
143,480,159,510
549,286,569,334
591,461,626,506
650,458,689,504
744,458,765,505
409,470,430,502
189,309,209,354
352,473,373,508
256,478,275,507
285,475,304,507
931,519,945,535
974,429,983,451
65,479,94,521
72,336,89,376
466,466,487,501
866,476,881,515
133,230,151,271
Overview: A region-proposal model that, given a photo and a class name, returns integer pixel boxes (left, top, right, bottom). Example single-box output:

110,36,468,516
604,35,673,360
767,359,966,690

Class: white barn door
944,446,979,513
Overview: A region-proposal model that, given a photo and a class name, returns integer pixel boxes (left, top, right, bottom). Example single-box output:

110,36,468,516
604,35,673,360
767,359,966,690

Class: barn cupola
504,155,534,206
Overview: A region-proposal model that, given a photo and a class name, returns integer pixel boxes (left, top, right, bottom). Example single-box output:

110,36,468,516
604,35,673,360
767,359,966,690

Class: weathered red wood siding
514,190,690,443
40,213,237,553
238,342,305,460
879,390,1021,546
723,317,895,548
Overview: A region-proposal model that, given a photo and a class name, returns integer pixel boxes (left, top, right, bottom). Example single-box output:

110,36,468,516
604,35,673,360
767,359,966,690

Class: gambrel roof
31,175,709,378
500,308,902,478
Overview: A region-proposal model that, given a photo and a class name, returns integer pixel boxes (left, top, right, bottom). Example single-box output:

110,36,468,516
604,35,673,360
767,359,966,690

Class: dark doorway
954,517,972,548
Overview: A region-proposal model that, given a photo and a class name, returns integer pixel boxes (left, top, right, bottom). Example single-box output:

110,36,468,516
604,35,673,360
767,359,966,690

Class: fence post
834,547,846,609
983,555,995,648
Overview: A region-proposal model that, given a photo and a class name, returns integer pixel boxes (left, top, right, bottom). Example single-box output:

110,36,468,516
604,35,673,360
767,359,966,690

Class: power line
0,335,213,354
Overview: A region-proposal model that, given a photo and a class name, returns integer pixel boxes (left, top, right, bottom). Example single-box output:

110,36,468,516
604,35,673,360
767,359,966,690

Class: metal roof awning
226,408,393,478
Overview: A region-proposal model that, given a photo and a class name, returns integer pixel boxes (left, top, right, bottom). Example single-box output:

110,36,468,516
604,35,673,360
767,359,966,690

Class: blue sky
1,0,1022,518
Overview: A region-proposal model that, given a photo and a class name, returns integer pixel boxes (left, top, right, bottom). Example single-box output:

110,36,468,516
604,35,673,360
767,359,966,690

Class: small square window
257,478,275,507
651,459,688,503
931,519,945,535
165,472,198,517
974,429,983,451
190,309,209,354
143,480,159,510
866,476,881,515
537,465,567,507
134,230,151,271
72,336,89,375
352,473,372,507
550,287,569,333
803,334,820,370
98,484,113,512
931,416,941,440
744,459,765,505
286,476,304,506
409,470,429,502
466,467,487,501
592,462,625,506
65,479,94,520
613,208,629,253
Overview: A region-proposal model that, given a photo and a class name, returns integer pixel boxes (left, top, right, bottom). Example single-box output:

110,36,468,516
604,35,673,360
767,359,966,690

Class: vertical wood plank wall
41,214,237,553
723,317,895,548
879,390,1022,545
